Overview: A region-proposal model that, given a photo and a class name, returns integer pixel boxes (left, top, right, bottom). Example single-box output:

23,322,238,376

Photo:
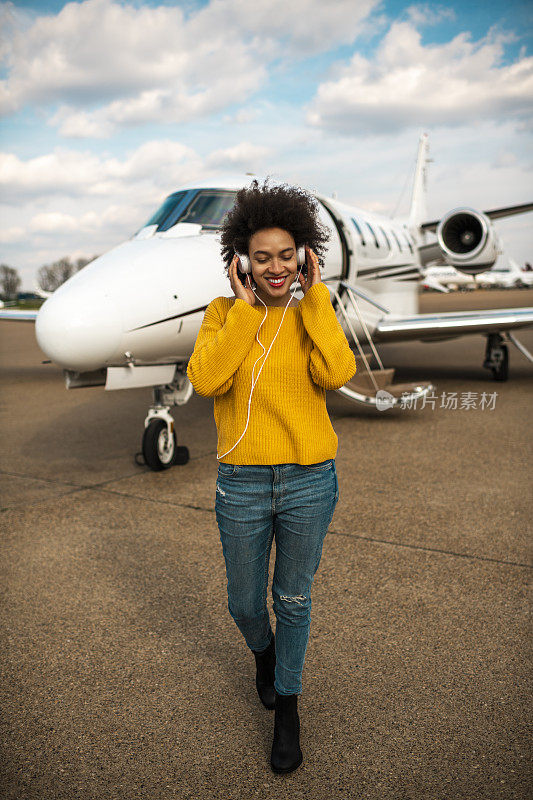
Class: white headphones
234,245,307,273
217,246,308,461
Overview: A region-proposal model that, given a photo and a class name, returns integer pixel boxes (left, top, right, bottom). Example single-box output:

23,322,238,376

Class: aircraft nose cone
36,289,122,371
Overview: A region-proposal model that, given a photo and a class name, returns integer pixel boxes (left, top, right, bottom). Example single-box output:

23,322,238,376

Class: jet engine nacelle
436,208,501,275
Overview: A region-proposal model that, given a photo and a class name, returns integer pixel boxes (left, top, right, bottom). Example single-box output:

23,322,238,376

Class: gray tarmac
1,288,532,800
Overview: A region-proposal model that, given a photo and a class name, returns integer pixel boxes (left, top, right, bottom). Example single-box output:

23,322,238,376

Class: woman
186,179,356,774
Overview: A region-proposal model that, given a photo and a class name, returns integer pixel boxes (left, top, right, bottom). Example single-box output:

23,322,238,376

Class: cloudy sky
1,0,532,289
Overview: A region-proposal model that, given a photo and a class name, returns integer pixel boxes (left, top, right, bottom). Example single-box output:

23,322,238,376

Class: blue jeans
215,459,339,696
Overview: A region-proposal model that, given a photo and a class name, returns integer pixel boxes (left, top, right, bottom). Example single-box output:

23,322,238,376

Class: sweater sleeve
186,297,263,397
299,282,357,390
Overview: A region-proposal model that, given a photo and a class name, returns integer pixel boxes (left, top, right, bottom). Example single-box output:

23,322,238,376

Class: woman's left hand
298,245,321,295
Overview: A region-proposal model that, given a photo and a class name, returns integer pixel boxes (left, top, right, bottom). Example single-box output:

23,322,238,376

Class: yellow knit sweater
186,282,356,465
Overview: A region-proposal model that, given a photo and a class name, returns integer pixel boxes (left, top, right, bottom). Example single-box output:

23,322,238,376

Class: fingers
304,245,314,281
306,244,318,265
304,244,321,285
230,256,253,302
229,256,238,292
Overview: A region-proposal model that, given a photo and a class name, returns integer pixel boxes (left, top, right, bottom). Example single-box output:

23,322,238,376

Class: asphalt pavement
1,289,532,799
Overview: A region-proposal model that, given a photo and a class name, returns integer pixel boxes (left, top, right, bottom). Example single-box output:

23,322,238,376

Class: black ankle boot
252,634,276,709
270,691,303,774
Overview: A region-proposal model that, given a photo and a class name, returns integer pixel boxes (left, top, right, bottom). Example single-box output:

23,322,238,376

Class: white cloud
1,0,379,135
29,211,102,233
0,149,106,200
205,142,271,169
0,225,25,244
222,108,259,125
0,136,280,208
492,150,517,169
405,4,456,27
190,0,379,55
0,0,266,124
48,108,114,139
30,212,81,233
0,140,203,201
306,21,533,133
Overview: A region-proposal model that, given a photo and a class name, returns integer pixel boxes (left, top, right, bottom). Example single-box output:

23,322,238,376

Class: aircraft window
142,189,238,233
351,217,366,246
143,191,190,229
391,230,404,251
366,222,380,248
403,232,414,253
379,226,391,250
178,190,238,230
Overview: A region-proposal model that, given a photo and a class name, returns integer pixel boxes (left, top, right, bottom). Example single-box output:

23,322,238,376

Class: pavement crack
0,467,146,490
330,529,533,570
58,484,533,571
80,484,213,514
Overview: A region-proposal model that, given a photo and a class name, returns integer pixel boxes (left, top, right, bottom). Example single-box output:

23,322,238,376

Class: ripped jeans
215,459,339,696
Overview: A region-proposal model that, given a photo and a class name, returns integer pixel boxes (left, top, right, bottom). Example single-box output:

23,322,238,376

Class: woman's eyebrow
253,247,295,256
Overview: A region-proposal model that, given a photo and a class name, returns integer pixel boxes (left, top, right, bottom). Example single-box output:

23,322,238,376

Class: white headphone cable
216,264,303,460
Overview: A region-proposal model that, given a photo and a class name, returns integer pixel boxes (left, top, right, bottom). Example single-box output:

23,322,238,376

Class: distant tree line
0,255,99,300
37,255,99,292
0,265,21,300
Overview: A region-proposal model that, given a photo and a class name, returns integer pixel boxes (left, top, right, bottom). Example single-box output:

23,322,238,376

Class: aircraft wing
420,202,533,233
0,309,39,321
374,307,533,342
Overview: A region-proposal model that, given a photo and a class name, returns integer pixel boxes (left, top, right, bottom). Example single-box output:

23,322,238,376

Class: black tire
491,343,509,382
142,419,177,471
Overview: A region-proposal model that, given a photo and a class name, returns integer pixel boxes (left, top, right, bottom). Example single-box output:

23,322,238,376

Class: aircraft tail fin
408,133,430,236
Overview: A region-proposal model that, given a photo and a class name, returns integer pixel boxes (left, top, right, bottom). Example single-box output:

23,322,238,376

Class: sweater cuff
299,282,332,312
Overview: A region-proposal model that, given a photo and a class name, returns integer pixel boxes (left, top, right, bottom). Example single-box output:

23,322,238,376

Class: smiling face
248,227,300,307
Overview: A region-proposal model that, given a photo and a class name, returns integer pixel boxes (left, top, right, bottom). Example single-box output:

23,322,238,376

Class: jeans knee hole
279,594,307,606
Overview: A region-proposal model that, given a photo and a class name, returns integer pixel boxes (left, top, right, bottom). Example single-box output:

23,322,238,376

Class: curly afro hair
219,177,330,279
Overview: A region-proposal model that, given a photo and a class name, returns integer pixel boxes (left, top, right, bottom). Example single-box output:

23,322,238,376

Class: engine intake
436,208,499,275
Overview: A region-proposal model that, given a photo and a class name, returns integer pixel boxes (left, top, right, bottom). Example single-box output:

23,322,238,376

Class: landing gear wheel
142,419,177,471
483,333,509,382
490,344,508,381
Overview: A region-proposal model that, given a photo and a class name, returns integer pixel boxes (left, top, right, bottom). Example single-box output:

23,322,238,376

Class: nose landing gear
140,369,192,470
142,415,179,470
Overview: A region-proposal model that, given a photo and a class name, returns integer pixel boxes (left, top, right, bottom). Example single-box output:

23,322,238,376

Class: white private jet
476,258,533,290
2,134,532,470
420,265,478,292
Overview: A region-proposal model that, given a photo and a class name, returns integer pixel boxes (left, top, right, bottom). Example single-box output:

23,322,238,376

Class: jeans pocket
218,462,237,475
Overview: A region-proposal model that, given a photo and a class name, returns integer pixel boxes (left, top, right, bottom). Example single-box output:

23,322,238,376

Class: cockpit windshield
142,189,238,233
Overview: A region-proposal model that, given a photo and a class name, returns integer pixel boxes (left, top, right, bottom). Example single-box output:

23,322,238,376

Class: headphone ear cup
238,253,251,274
296,246,306,266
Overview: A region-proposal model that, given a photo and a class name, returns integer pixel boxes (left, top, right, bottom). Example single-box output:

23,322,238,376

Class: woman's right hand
229,255,255,306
